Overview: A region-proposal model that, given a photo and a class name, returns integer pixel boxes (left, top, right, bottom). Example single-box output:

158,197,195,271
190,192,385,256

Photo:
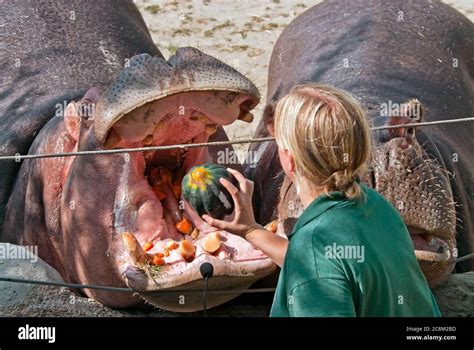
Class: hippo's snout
368,102,457,286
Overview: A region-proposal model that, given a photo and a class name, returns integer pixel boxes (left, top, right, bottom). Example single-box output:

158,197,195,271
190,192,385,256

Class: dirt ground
134,0,474,159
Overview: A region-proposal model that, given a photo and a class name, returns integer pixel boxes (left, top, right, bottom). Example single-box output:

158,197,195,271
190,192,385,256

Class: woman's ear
285,150,296,173
278,147,297,180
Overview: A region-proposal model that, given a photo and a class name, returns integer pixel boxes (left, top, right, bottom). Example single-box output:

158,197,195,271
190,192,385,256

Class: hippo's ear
81,87,102,105
263,102,276,136
401,99,424,122
64,87,103,141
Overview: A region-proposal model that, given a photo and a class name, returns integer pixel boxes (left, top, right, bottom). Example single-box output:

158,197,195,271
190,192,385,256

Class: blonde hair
274,84,371,201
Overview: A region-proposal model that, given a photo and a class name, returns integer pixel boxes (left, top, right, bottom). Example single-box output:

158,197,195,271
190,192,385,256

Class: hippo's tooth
122,232,149,267
190,111,210,122
154,120,165,130
143,134,154,146
205,124,218,135
238,112,254,123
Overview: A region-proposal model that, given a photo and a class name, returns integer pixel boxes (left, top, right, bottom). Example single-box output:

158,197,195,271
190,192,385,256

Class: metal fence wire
0,117,473,162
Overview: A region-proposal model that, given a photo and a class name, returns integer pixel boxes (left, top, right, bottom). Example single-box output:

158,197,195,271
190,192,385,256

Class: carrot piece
142,241,154,252
172,180,182,199
158,167,173,187
202,232,221,254
148,168,162,188
175,218,193,235
152,254,165,266
166,241,179,250
152,186,167,200
179,240,195,261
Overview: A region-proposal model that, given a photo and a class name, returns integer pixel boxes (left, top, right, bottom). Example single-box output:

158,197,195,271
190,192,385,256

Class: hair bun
324,170,362,200
327,170,354,190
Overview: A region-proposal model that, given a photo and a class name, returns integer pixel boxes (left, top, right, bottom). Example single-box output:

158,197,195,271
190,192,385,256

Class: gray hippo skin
0,1,275,311
248,0,474,287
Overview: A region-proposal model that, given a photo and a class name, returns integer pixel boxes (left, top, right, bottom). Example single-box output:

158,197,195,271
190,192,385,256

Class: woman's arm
202,168,288,267
245,228,288,267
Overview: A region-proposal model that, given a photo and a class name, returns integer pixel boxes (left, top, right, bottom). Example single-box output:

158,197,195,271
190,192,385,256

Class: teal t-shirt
270,184,441,317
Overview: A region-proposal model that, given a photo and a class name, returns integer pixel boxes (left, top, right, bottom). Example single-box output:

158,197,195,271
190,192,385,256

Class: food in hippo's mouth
116,117,272,287
179,240,196,262
202,232,222,254
175,218,193,235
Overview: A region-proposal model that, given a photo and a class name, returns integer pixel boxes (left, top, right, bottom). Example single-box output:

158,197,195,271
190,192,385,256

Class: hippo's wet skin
248,0,474,287
0,1,275,311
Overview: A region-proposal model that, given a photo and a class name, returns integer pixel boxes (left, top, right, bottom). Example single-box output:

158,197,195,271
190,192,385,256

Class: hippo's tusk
238,112,254,123
122,232,150,267
190,112,210,122
414,248,450,263
205,124,218,135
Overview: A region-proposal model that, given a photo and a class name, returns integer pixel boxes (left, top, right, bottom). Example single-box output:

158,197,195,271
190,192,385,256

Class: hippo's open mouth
408,227,451,263
108,95,275,310
89,50,278,311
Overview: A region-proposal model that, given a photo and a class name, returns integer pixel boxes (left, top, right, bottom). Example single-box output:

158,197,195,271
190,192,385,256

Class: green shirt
270,184,441,317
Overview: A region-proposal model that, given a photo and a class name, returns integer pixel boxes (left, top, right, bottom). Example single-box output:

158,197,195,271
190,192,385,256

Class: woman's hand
201,168,264,238
203,168,288,267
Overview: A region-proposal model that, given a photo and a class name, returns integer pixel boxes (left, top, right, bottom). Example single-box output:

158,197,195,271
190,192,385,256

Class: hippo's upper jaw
94,48,259,147
59,48,275,311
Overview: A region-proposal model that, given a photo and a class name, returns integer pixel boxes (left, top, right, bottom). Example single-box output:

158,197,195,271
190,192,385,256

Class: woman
202,84,440,317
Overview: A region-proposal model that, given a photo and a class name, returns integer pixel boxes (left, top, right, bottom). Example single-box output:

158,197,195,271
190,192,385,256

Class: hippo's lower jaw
368,137,457,286
122,256,275,312
114,140,276,311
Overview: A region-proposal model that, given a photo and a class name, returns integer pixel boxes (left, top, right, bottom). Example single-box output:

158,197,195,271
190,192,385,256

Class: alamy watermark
380,100,421,120
18,324,55,343
216,148,260,168
325,243,365,263
0,243,38,263
55,100,96,119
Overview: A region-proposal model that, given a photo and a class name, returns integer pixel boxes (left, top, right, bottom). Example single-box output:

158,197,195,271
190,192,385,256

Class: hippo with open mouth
248,0,474,287
0,1,274,311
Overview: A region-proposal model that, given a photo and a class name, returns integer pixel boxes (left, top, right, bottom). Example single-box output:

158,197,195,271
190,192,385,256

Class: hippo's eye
407,127,415,136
